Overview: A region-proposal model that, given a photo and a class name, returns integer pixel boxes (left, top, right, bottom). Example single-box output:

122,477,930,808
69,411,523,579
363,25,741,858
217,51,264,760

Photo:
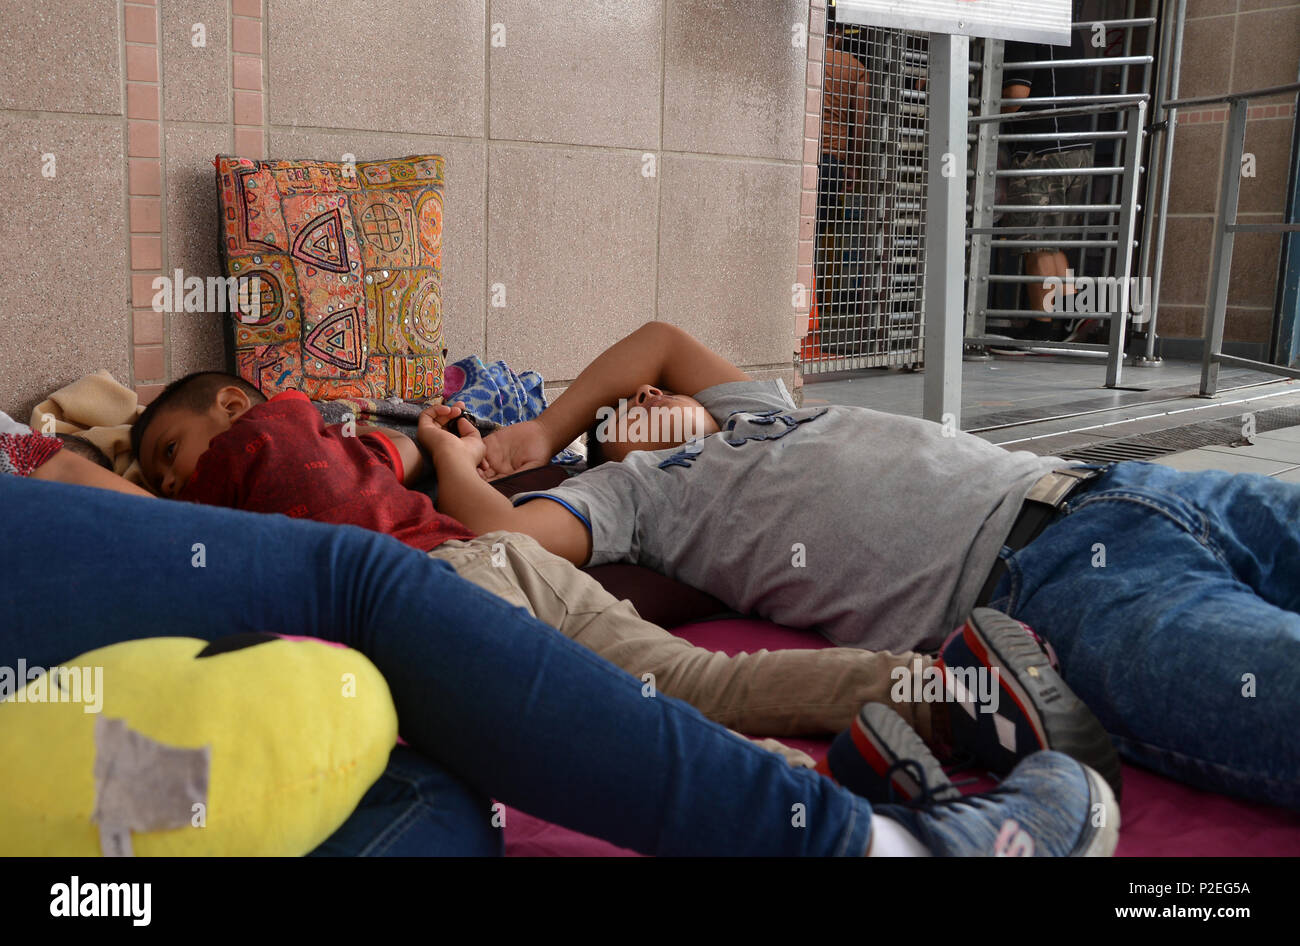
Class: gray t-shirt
514,380,1065,651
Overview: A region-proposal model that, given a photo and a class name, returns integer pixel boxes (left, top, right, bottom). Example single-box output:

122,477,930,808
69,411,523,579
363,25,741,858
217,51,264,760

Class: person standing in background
818,7,870,233
1001,6,1095,340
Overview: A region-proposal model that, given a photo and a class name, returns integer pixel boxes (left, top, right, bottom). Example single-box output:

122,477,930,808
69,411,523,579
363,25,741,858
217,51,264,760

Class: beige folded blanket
29,370,148,485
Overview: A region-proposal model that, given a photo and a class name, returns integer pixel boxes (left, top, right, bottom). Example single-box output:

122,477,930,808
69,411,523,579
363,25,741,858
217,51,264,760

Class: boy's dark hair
130,371,266,459
56,433,112,470
585,420,607,469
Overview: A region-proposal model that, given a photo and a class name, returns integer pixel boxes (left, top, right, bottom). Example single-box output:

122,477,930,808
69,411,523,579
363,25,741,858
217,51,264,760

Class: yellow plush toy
0,635,397,856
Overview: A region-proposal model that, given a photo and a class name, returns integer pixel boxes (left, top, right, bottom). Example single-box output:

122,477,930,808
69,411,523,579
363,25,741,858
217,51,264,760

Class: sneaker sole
855,704,962,803
965,609,1123,800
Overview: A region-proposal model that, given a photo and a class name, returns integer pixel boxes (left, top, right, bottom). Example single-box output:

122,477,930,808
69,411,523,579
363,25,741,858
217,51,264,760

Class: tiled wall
0,0,815,417
1158,0,1299,348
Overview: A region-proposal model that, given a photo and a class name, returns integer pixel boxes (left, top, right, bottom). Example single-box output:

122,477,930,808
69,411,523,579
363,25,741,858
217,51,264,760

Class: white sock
867,815,932,857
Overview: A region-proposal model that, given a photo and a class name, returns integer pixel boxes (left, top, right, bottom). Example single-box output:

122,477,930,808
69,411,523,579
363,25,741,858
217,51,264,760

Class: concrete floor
1154,424,1300,482
801,356,1276,425
802,354,1300,480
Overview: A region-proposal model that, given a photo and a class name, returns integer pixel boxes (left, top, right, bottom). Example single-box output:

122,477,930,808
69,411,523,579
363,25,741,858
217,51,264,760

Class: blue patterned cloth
443,356,581,465
442,357,546,428
312,357,581,466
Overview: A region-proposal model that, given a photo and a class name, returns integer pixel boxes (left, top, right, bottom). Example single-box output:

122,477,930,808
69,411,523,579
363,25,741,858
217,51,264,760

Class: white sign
834,0,1071,44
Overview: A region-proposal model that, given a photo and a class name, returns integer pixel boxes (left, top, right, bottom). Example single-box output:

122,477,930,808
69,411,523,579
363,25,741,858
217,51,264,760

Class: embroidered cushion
215,154,447,401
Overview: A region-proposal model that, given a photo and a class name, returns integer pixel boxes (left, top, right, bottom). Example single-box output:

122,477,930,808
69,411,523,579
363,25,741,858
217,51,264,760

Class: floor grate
1054,404,1300,462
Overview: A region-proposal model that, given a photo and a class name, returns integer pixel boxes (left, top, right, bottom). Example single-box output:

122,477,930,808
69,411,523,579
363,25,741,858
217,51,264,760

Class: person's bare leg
1023,250,1072,316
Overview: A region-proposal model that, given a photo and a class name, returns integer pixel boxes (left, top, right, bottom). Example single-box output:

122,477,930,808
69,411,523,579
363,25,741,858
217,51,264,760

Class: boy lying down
467,321,1300,810
130,358,1118,806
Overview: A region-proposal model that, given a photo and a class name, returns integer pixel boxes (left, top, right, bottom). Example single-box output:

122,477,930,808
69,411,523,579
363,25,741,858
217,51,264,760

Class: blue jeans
310,746,503,857
989,461,1300,807
0,476,873,856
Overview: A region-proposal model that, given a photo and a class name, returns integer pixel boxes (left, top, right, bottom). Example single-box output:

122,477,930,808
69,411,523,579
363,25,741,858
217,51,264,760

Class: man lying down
443,321,1300,810
128,348,1125,856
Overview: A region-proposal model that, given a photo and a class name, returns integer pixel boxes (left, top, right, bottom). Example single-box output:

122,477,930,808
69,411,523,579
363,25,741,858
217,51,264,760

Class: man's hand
479,418,553,480
417,404,485,472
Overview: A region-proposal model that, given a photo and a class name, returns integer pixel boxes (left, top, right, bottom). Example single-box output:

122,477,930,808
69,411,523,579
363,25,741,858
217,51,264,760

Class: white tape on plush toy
91,717,211,857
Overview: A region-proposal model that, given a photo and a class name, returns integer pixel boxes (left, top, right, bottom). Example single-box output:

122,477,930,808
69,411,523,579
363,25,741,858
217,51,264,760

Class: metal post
1200,97,1249,396
1105,100,1146,388
1100,0,1138,283
1142,0,1187,363
964,38,1002,346
923,32,969,425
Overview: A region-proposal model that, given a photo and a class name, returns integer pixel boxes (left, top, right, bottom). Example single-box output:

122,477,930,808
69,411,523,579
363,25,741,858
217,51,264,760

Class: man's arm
484,321,750,475
418,411,592,565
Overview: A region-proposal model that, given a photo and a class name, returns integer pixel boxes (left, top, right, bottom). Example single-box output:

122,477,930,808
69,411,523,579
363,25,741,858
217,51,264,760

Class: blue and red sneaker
817,703,962,804
875,750,1120,857
937,608,1121,798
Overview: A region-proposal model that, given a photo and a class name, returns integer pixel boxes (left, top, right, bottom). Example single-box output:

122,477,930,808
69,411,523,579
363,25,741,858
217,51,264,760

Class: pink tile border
232,18,262,56
125,45,158,83
232,5,266,159
133,309,165,345
233,55,263,91
123,0,164,389
130,234,162,271
129,196,162,232
123,4,156,44
118,0,268,389
794,0,825,370
127,120,160,158
131,274,159,309
134,383,165,405
133,345,165,382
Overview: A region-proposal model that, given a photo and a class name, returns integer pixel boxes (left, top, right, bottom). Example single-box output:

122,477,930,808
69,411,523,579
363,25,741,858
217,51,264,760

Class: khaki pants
431,533,937,765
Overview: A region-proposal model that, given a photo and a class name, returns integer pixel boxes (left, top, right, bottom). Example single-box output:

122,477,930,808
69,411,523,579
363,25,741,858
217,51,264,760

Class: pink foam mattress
502,618,1300,857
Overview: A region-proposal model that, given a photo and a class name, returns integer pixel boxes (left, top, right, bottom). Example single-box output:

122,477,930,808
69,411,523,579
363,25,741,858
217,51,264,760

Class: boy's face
137,387,254,497
600,384,720,463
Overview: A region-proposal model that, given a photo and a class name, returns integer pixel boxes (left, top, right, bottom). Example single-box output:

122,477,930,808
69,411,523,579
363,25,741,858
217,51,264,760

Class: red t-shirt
179,391,475,551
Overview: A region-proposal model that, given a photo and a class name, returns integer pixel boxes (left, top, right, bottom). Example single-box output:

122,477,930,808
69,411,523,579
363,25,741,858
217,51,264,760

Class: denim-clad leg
989,461,1300,807
0,476,873,856
310,746,503,857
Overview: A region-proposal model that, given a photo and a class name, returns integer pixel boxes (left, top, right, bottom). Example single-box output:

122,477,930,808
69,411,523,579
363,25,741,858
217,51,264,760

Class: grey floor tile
1155,449,1296,475
1255,425,1300,445
1202,441,1300,464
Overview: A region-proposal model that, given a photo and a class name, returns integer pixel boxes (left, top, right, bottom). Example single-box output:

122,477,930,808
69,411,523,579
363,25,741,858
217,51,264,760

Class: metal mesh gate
802,26,930,373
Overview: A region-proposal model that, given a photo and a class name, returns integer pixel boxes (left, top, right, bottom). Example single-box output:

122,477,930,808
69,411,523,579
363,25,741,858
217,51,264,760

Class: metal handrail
970,99,1147,124
991,93,1148,108
1074,18,1156,29
1165,81,1300,109
1194,83,1300,395
1008,56,1153,69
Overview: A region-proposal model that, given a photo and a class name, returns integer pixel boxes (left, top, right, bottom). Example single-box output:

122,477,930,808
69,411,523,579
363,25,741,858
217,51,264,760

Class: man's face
138,388,252,496
597,384,720,463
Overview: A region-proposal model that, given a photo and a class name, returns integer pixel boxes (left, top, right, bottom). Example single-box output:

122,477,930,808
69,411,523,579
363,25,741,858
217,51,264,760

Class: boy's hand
480,419,553,480
418,405,485,472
